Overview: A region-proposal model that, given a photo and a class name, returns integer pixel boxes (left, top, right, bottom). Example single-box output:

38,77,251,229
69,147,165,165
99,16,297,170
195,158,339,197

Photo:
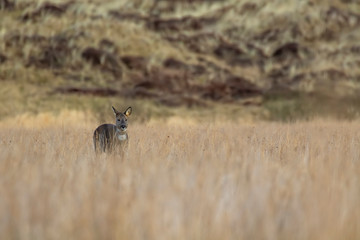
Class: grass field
0,116,359,240
1,0,360,239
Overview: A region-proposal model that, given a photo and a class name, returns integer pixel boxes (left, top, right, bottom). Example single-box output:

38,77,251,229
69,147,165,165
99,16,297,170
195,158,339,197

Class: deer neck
116,129,128,141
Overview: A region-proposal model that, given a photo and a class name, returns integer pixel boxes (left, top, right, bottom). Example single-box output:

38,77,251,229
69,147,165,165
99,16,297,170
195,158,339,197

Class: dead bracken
1,0,360,115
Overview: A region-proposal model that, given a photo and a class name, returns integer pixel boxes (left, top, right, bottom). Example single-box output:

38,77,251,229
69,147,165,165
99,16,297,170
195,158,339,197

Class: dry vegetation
1,0,360,120
2,1,360,238
0,115,360,239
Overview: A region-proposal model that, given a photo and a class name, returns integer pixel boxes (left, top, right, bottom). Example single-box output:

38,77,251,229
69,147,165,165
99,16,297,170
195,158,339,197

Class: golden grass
0,119,359,239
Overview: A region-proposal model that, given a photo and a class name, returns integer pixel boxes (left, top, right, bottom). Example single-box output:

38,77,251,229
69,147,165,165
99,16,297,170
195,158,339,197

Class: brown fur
93,106,132,153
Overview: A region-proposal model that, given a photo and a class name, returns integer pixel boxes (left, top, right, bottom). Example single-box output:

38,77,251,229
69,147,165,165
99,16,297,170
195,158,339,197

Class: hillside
1,0,360,120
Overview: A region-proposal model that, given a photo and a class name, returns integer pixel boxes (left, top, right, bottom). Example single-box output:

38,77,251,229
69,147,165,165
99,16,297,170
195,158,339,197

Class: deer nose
120,125,127,130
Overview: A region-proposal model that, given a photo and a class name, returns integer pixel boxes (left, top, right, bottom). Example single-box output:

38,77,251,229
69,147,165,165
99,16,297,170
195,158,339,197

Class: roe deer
93,106,132,153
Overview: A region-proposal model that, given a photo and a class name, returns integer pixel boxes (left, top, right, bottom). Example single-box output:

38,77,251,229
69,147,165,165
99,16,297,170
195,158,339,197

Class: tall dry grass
0,118,360,240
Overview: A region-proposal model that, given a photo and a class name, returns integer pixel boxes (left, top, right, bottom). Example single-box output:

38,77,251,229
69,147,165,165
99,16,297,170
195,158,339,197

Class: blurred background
1,0,360,122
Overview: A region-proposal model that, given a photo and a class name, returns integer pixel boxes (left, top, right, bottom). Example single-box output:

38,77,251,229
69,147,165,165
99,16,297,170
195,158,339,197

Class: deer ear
112,106,119,115
124,107,132,117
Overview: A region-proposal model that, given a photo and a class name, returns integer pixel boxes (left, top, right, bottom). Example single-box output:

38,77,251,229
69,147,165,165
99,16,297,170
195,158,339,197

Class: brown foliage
2,0,360,112
82,47,122,78
0,53,7,64
121,56,148,70
54,87,119,96
0,0,14,10
21,1,74,21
